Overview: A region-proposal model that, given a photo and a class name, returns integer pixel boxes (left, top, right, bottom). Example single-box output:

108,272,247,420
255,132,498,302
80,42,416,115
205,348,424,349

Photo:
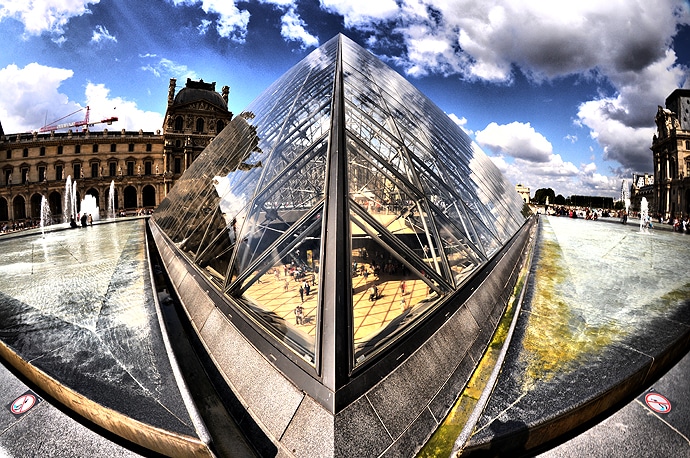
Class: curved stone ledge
0,340,213,458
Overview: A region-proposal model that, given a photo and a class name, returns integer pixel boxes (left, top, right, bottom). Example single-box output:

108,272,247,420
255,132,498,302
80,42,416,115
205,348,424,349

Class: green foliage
533,188,556,205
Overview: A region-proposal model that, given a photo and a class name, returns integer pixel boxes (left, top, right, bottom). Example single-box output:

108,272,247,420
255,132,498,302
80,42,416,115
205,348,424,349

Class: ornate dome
172,79,227,109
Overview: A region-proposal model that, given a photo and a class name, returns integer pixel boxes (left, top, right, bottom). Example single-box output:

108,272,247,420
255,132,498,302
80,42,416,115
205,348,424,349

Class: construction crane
38,106,118,133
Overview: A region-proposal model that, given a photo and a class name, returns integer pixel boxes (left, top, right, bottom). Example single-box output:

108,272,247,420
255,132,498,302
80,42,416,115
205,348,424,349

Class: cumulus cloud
576,49,687,173
474,120,622,196
448,113,472,135
85,83,163,131
319,0,689,193
0,0,99,36
320,0,399,28
280,7,319,49
0,63,78,132
169,0,250,42
475,121,553,162
0,63,161,133
494,153,616,198
360,1,690,84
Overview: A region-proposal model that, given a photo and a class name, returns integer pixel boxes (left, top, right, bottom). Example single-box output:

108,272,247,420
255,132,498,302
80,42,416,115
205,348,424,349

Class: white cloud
140,56,198,80
475,121,553,162
0,0,99,36
320,0,399,28
91,25,116,45
447,113,472,135
0,63,162,134
474,120,623,196
325,0,688,187
169,0,250,42
0,63,78,132
280,7,319,49
367,0,690,84
576,49,687,173
85,83,163,131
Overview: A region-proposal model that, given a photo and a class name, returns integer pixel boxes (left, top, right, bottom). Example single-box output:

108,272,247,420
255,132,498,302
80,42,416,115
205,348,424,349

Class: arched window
123,186,137,209
216,120,225,133
0,197,9,222
196,118,205,133
142,185,156,207
174,116,184,131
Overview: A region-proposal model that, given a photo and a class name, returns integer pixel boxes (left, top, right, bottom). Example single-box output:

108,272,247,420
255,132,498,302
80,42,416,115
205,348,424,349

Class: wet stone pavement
462,215,690,456
0,220,202,455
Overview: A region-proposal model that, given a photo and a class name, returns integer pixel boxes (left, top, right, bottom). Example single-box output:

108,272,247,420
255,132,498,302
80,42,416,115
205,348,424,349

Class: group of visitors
670,216,690,232
69,213,93,228
1,219,40,233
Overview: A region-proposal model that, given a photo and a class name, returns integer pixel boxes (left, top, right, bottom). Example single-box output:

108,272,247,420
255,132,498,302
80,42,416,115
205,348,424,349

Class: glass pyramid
153,34,527,390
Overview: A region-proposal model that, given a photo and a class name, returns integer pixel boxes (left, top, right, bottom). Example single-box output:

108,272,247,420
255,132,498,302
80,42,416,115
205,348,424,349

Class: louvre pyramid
153,34,527,383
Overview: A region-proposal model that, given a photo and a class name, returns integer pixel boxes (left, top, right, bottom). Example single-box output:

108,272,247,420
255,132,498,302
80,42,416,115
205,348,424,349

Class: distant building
630,173,654,214
0,78,232,224
515,183,530,203
651,88,690,219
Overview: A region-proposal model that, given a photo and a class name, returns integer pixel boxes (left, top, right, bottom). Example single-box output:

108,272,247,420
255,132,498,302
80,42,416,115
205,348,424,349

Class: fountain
639,197,649,233
108,180,115,219
63,175,73,224
40,195,52,237
80,194,100,222
72,180,78,220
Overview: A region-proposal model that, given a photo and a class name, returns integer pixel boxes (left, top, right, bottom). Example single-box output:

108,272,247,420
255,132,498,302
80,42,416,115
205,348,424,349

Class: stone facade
515,183,530,203
651,89,690,219
0,78,232,224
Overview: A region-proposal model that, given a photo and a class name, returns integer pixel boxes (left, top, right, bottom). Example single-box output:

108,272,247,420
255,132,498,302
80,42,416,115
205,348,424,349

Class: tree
555,194,566,205
533,188,556,205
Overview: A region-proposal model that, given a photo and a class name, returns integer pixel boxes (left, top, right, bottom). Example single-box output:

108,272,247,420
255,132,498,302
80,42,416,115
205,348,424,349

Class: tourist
80,213,87,227
369,284,378,302
87,214,93,226
70,217,78,229
299,285,304,303
294,305,303,325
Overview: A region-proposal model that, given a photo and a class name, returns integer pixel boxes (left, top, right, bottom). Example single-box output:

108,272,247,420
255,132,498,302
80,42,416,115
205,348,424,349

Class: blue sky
1,0,689,198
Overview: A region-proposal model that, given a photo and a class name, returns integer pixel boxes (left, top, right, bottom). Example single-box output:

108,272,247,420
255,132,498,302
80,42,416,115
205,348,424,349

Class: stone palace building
650,88,690,219
0,78,232,224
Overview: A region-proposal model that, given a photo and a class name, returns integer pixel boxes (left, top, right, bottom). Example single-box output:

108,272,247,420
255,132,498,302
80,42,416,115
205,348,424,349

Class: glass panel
192,208,237,287
232,139,328,279
433,211,485,287
232,206,324,364
351,211,443,365
152,113,266,249
347,141,449,281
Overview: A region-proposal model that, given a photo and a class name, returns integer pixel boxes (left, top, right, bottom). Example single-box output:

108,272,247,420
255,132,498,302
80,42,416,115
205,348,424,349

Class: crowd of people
0,219,42,233
540,205,690,233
